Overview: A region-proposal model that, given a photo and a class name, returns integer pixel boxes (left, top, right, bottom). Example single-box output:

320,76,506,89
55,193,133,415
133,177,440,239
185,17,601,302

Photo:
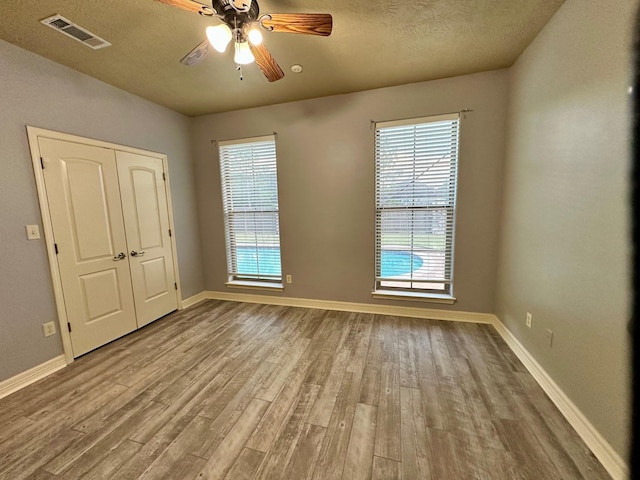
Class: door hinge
67,322,72,332
162,172,166,181
40,157,45,169
168,229,172,237
54,243,59,254
174,283,178,290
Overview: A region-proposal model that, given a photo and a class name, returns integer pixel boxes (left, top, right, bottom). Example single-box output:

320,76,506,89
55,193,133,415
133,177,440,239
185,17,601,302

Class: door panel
116,151,178,327
80,269,123,321
39,138,137,357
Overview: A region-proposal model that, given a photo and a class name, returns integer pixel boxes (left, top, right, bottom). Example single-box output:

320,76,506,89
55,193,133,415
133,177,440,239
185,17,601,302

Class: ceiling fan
156,0,333,82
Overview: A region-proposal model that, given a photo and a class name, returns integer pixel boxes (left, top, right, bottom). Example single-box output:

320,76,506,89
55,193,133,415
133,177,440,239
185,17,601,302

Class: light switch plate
26,224,41,240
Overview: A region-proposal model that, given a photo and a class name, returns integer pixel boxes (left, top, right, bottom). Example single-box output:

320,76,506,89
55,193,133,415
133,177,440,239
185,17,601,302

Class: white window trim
372,113,460,302
218,134,283,285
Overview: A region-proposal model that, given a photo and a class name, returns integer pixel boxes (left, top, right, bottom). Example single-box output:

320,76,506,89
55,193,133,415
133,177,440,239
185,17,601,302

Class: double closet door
39,137,178,357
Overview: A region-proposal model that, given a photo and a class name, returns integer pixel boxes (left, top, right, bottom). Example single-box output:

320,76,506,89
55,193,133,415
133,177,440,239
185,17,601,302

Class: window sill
371,290,456,304
225,281,284,292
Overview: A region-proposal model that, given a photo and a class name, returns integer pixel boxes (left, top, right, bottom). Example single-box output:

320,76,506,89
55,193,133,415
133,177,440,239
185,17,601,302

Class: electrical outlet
526,312,532,328
546,329,553,347
26,224,41,240
286,275,292,284
43,321,56,337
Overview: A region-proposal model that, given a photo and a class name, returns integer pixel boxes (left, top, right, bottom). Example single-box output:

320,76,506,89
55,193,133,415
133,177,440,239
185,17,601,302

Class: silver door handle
130,250,146,257
113,252,127,261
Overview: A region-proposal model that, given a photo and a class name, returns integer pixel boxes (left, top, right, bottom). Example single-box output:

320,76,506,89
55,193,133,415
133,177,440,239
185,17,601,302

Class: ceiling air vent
40,15,111,50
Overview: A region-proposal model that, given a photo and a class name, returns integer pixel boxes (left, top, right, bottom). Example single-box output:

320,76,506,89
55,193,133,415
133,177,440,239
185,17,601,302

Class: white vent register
40,15,111,49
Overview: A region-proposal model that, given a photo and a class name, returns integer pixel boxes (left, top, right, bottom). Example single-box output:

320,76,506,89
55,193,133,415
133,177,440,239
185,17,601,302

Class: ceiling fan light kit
156,0,332,82
234,40,254,64
205,24,232,52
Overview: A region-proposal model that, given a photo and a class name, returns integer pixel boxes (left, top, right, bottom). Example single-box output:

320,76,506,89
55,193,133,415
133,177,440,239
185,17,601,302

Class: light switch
26,224,41,240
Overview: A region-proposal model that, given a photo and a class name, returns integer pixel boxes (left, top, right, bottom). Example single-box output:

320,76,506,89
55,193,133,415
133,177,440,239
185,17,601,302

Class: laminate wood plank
135,415,211,479
282,423,326,480
151,356,232,407
345,314,374,376
304,315,351,385
414,322,446,430
80,439,143,480
224,448,265,480
0,428,84,480
425,427,462,479
398,317,420,388
438,368,494,479
245,356,317,453
254,383,320,479
400,387,431,480
453,358,505,451
311,371,361,480
515,373,612,479
262,308,310,364
0,382,129,469
342,403,377,480
494,418,561,480
373,361,401,462
452,323,522,420
111,413,196,479
194,398,271,480
307,349,349,427
255,338,311,402
22,468,58,480
45,399,167,476
371,456,401,480
428,322,456,378
190,361,278,458
377,315,400,363
164,454,209,480
73,368,185,434
0,302,613,480
196,355,277,422
358,335,383,406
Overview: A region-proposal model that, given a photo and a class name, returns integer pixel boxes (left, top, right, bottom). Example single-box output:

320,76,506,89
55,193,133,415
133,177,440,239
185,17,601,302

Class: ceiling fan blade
154,0,214,15
180,39,211,65
262,13,333,36
249,43,284,82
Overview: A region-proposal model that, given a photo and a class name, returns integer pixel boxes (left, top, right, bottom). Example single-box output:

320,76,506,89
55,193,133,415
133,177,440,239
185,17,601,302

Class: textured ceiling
0,0,565,116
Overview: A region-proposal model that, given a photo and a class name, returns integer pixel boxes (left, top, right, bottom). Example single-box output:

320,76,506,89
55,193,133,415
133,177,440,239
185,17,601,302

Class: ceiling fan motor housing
212,0,260,29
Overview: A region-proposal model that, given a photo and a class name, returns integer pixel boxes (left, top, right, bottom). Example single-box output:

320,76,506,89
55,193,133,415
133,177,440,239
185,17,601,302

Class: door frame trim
26,126,183,364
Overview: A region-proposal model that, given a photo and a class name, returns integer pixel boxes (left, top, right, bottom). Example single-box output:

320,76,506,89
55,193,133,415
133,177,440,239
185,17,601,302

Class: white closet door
39,138,137,356
116,151,178,327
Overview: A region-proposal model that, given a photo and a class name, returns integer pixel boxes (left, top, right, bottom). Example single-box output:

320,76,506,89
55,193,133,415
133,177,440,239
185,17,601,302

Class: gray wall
495,0,634,457
0,39,204,381
191,70,509,313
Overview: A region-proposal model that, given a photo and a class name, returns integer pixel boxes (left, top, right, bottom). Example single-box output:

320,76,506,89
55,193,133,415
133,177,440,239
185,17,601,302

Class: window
218,135,282,287
374,113,460,300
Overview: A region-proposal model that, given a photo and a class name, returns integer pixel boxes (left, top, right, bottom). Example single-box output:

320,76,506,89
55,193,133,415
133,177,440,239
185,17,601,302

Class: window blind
218,135,282,282
374,113,460,293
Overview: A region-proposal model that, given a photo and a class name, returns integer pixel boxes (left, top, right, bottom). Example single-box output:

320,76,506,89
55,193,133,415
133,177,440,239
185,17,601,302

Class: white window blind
219,135,282,282
374,113,460,294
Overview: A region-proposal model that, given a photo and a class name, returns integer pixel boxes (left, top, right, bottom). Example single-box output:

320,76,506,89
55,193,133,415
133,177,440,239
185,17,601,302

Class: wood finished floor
0,300,611,480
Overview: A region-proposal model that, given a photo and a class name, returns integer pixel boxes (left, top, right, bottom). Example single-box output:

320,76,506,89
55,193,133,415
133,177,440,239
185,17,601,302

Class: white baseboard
194,290,495,324
0,355,67,400
180,291,208,309
491,316,628,480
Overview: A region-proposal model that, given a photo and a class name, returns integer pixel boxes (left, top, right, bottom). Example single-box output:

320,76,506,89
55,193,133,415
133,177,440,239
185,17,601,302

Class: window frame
372,113,460,303
218,134,283,290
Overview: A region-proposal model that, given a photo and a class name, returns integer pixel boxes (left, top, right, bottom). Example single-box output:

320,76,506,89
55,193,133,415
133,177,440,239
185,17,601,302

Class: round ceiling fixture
291,64,303,73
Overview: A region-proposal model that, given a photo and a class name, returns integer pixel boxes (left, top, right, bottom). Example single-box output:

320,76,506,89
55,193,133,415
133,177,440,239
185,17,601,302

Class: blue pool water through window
236,247,422,277
380,250,423,276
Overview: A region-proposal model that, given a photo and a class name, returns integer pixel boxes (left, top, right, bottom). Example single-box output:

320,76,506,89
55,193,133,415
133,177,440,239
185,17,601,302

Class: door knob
130,250,146,257
113,252,127,261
